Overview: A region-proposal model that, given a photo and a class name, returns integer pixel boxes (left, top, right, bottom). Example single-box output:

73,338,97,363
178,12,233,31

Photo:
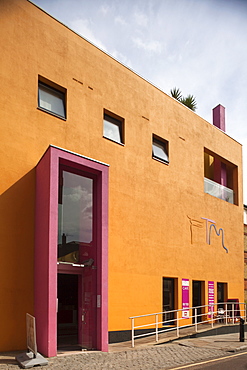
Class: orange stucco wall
0,0,244,351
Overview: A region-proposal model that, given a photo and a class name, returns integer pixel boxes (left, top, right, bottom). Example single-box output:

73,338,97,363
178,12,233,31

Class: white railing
130,302,246,348
204,177,234,204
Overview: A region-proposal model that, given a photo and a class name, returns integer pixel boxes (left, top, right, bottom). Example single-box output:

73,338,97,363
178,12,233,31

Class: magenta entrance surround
35,146,109,357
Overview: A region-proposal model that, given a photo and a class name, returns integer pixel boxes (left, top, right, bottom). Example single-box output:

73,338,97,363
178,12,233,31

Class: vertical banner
208,281,214,318
182,279,190,318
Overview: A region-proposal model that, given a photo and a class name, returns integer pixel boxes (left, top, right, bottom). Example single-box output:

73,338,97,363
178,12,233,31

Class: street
170,351,247,370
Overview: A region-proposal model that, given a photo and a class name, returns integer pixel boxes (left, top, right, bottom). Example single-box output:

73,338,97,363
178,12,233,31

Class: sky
31,0,247,202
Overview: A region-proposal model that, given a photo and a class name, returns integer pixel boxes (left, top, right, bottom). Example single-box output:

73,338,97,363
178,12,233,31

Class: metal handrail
130,302,246,348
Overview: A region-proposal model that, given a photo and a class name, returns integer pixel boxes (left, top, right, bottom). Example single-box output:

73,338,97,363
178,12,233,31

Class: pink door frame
35,145,109,357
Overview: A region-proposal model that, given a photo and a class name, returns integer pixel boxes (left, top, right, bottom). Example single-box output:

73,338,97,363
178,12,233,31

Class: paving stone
1,333,246,370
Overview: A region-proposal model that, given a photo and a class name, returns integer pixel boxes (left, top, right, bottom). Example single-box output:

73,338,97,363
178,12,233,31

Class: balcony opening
204,149,238,205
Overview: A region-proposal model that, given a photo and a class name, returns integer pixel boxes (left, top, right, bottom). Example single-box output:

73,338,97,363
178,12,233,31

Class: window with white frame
38,80,66,119
152,135,169,163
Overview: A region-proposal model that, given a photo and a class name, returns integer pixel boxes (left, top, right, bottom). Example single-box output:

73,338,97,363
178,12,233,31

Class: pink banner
208,281,214,318
182,279,189,318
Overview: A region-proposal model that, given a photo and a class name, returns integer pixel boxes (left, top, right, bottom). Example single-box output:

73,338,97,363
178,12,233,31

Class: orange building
0,0,244,357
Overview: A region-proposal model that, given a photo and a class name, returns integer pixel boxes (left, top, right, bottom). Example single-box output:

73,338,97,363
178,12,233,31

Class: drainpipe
212,105,227,186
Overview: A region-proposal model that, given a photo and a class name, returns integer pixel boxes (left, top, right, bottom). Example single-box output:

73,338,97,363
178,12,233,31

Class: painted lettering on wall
187,216,203,244
187,216,228,253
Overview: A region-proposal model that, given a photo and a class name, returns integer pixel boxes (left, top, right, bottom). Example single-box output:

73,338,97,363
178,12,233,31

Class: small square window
38,81,66,119
152,135,169,163
103,111,124,144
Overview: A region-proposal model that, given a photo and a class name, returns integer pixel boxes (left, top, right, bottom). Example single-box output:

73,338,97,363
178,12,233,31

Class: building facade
0,0,244,357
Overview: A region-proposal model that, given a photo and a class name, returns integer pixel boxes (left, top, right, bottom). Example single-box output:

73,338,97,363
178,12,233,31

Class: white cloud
133,11,148,27
65,185,92,204
62,182,93,243
99,4,111,16
111,50,133,69
69,18,107,51
114,16,127,26
132,37,162,54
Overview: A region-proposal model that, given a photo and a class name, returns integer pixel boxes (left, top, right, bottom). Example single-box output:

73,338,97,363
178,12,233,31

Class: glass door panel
57,165,97,350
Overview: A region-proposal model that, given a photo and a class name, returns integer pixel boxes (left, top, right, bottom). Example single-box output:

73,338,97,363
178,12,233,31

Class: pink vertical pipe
213,104,225,132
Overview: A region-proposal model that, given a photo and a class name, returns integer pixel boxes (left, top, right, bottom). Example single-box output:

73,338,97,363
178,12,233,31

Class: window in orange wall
38,81,66,119
58,167,94,263
152,135,169,164
103,110,124,144
204,148,238,205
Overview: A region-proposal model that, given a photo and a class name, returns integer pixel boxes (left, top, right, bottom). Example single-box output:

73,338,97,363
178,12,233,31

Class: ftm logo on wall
187,216,228,253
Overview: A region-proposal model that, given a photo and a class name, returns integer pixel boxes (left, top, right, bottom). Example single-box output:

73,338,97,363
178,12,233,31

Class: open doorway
217,282,228,308
192,280,205,323
163,278,177,325
57,274,79,349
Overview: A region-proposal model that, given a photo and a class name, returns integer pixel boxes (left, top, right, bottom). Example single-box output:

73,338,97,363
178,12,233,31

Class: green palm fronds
170,88,197,111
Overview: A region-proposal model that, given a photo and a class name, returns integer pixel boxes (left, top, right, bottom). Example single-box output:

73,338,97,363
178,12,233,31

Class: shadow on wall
0,168,36,351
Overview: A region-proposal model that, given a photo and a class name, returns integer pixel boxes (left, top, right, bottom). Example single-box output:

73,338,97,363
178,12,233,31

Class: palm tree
180,94,197,111
170,87,182,101
170,88,197,112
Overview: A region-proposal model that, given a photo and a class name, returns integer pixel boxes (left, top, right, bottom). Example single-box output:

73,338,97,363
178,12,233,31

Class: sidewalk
1,333,247,369
176,332,247,352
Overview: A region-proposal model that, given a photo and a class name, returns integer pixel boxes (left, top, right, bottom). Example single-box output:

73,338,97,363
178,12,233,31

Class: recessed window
204,148,238,204
152,135,169,163
38,81,66,119
103,111,124,144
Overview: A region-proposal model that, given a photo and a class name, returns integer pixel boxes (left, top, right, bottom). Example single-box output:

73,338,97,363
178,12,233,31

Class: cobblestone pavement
0,343,231,370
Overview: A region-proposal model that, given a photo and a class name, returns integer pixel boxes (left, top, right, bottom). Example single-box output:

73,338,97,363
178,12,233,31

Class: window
103,111,124,144
38,80,66,119
152,135,169,163
58,167,93,263
204,148,238,204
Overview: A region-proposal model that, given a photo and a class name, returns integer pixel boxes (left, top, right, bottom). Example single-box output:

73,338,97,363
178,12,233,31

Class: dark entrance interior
217,282,227,308
192,280,204,323
163,278,175,324
57,274,78,348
